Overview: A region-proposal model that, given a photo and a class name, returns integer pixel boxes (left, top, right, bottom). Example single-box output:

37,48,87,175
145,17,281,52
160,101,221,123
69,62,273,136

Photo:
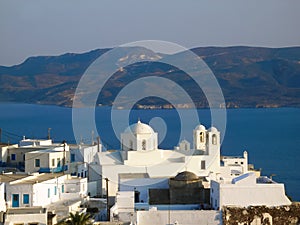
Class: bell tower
193,124,206,151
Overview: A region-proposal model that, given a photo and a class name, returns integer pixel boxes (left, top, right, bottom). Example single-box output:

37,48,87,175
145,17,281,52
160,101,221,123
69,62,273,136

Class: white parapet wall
136,210,221,225
4,207,48,225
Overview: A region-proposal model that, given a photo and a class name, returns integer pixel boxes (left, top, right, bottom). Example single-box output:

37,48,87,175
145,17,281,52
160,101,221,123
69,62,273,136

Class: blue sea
0,103,299,201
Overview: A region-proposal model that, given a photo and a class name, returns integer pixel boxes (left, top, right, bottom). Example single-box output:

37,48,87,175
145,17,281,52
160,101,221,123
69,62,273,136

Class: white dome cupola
124,120,155,135
121,119,158,152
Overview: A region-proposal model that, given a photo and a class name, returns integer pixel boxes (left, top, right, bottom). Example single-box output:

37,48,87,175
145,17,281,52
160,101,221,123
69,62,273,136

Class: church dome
194,124,206,131
124,120,154,135
174,171,199,181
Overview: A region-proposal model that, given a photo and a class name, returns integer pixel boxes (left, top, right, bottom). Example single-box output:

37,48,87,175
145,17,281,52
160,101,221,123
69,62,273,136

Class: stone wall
222,203,300,225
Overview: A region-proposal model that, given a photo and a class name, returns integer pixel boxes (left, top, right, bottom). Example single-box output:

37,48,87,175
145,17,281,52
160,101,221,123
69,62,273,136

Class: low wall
137,210,221,225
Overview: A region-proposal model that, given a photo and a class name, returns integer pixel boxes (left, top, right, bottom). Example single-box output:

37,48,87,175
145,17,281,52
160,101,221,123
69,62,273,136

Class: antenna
47,128,51,140
62,140,66,174
270,174,276,180
97,136,101,152
91,130,94,145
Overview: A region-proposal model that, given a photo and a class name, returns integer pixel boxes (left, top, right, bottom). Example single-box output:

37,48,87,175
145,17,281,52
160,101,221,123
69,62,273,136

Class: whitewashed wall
137,210,221,225
0,183,6,212
211,173,291,209
4,209,47,225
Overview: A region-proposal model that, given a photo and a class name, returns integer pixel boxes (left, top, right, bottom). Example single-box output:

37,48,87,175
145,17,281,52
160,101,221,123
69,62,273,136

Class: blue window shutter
23,194,29,204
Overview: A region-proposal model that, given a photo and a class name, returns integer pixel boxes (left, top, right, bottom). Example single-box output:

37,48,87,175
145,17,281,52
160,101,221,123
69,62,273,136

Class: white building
2,138,68,171
118,173,169,203
0,143,18,165
25,149,70,173
0,172,87,224
110,191,221,225
220,151,248,176
4,207,51,225
19,138,53,147
69,143,100,178
94,120,225,196
210,172,291,209
1,173,87,208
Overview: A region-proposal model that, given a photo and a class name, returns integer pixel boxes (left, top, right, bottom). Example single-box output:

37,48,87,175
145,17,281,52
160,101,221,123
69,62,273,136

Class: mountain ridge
0,46,299,108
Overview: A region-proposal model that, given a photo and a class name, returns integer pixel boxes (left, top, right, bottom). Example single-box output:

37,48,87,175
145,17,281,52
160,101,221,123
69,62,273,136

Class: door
12,194,19,207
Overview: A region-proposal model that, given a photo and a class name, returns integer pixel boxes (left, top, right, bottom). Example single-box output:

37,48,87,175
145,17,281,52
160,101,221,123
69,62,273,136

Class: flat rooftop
0,143,17,147
0,173,65,184
257,176,277,184
69,143,97,148
27,149,64,153
6,206,46,214
0,173,29,183
222,156,244,159
0,173,85,185
119,173,150,179
9,146,54,151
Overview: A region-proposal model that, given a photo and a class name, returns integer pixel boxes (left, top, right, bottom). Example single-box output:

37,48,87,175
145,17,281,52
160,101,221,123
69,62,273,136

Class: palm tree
57,212,92,225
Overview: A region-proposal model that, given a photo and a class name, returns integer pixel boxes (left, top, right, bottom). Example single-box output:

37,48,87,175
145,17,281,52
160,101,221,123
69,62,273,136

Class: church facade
94,120,247,196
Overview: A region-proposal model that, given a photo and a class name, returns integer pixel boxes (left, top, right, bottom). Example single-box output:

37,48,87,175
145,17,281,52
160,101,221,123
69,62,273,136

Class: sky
0,0,300,66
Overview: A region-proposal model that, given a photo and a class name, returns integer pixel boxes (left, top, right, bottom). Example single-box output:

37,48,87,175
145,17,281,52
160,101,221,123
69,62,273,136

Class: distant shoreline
0,101,299,110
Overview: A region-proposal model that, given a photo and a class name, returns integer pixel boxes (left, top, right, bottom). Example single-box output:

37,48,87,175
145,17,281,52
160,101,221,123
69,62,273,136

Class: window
35,159,40,167
62,185,65,193
201,160,206,170
52,159,55,167
11,154,16,161
48,188,50,198
54,186,57,195
212,134,217,145
129,140,133,150
200,132,205,143
57,158,61,167
23,194,29,204
142,140,146,150
71,154,75,162
28,223,38,225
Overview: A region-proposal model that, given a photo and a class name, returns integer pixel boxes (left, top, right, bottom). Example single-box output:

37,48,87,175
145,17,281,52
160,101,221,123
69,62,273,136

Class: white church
92,120,290,209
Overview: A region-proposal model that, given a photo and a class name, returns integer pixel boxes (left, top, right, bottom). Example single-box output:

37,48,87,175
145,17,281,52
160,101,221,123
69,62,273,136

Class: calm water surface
0,103,299,201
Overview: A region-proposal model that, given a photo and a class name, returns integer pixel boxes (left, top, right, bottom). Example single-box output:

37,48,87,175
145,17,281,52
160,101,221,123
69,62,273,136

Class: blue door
12,194,19,207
